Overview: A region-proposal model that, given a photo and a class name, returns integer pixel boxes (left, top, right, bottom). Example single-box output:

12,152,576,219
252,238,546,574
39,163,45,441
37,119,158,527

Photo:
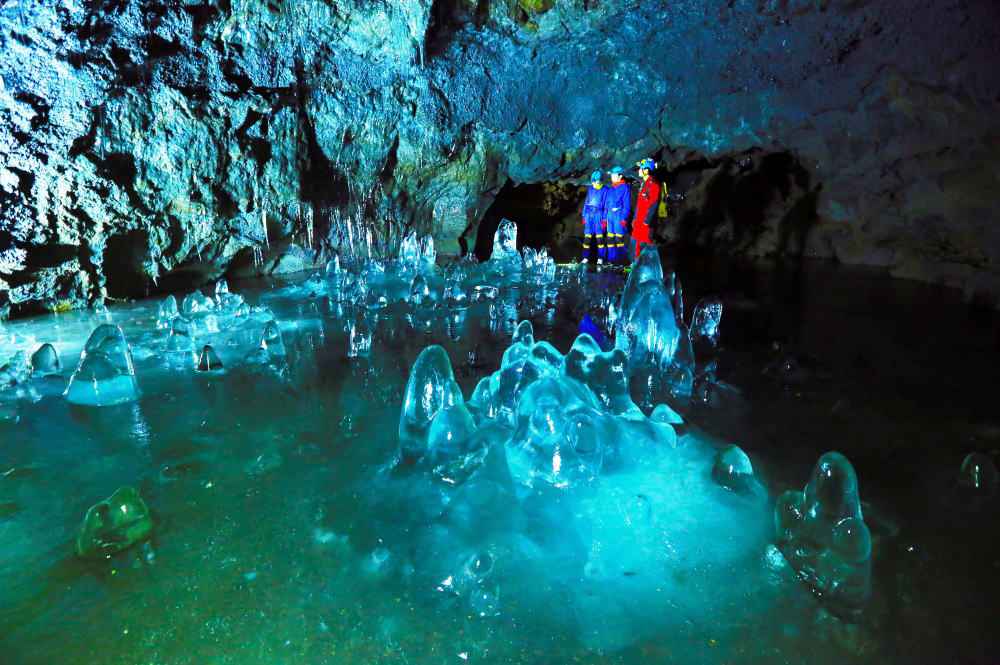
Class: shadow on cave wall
663,150,819,261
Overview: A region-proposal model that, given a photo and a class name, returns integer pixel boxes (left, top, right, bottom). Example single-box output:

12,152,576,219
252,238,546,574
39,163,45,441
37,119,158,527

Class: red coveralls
631,177,661,259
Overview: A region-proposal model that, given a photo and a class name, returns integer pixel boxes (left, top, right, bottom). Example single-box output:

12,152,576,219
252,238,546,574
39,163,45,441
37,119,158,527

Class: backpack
657,181,669,219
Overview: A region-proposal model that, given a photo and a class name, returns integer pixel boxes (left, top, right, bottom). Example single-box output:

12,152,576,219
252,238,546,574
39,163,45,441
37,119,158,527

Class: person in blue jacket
581,170,609,263
604,166,631,263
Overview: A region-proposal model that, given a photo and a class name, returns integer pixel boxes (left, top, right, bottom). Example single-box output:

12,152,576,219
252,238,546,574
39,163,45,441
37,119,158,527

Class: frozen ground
0,238,995,664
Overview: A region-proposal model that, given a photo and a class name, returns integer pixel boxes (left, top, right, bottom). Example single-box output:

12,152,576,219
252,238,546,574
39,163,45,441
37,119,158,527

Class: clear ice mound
490,218,519,262
30,343,61,377
76,486,154,558
615,245,682,373
196,345,224,372
388,322,775,651
399,345,465,461
775,451,872,613
958,452,998,497
64,324,140,406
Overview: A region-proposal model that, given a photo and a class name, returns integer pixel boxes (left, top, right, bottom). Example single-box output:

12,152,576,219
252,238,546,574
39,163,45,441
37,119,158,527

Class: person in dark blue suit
603,166,631,263
581,170,609,263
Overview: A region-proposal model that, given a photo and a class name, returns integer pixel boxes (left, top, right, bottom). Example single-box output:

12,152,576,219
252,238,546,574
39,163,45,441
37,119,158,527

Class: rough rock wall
2,0,999,313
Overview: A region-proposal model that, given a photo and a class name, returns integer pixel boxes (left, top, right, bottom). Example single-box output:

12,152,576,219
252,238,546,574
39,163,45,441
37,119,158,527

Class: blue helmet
637,158,656,172
590,170,602,182
609,165,624,176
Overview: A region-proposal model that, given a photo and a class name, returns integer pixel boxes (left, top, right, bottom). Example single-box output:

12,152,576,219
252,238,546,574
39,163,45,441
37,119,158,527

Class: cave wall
2,0,999,313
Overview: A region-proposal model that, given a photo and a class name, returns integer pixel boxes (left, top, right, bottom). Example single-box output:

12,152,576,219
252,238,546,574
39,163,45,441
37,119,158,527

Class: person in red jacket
631,157,660,260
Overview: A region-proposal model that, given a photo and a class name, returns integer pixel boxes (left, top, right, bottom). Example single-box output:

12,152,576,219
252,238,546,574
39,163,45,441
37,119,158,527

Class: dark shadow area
104,230,151,299
474,180,581,261
664,149,818,259
424,0,489,58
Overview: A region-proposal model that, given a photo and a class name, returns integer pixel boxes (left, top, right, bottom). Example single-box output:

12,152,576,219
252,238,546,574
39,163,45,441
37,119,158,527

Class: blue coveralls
581,184,609,261
603,181,631,263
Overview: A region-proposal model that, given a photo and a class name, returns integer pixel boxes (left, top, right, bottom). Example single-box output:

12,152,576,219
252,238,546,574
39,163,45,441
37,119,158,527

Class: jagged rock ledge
2,0,999,316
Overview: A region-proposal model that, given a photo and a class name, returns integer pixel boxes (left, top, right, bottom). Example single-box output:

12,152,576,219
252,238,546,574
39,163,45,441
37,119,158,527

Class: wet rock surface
2,0,999,312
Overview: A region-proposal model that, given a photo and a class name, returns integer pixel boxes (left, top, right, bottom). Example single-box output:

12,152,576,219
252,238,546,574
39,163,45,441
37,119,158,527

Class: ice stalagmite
64,324,140,406
775,451,872,613
76,486,153,558
260,321,286,358
419,234,436,265
615,246,681,373
690,297,724,350
197,345,223,372
165,317,195,355
30,343,61,376
711,445,760,496
399,230,422,271
181,290,214,316
399,345,464,461
427,402,477,460
156,294,179,329
490,219,518,262
214,279,245,313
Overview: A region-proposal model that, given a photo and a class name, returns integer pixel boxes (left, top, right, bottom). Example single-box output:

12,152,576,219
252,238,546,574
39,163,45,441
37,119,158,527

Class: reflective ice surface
0,241,997,665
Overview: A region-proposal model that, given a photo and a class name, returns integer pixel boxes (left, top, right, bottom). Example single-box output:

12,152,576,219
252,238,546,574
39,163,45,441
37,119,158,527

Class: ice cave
2,1,999,664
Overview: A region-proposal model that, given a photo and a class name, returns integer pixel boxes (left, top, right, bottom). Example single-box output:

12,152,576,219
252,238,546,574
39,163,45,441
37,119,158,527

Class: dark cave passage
474,150,820,265
661,150,819,260
474,180,583,262
104,229,152,300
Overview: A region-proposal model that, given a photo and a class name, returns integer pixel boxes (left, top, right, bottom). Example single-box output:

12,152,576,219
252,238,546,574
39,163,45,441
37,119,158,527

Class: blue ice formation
196,345,224,373
615,245,697,400
491,219,519,263
690,297,724,350
156,294,179,330
272,225,561,355
0,350,36,420
392,322,773,650
64,324,140,406
399,345,467,462
401,318,682,487
775,452,872,612
30,343,62,377
712,444,761,496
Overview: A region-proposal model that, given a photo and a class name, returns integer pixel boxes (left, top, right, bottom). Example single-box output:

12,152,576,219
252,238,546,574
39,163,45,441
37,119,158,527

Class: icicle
261,203,269,248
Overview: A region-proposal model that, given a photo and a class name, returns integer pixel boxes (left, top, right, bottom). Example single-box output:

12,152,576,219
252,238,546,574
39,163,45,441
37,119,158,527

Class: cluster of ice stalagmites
612,245,726,405
398,318,678,490
286,222,561,356
390,318,781,650
775,452,873,612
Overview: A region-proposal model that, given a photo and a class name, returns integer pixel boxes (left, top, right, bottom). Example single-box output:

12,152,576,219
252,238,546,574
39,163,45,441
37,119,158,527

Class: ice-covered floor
1,234,995,664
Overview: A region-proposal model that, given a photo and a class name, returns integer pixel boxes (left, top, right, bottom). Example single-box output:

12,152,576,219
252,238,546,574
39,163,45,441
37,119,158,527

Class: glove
601,220,607,231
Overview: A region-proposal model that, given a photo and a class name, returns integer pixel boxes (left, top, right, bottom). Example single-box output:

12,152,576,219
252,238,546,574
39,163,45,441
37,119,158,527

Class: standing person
604,165,631,264
631,157,661,260
580,170,609,263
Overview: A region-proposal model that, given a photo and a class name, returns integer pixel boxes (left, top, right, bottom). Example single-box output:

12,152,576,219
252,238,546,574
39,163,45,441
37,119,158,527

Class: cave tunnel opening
425,0,489,59
474,179,584,262
104,230,152,300
473,150,818,265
